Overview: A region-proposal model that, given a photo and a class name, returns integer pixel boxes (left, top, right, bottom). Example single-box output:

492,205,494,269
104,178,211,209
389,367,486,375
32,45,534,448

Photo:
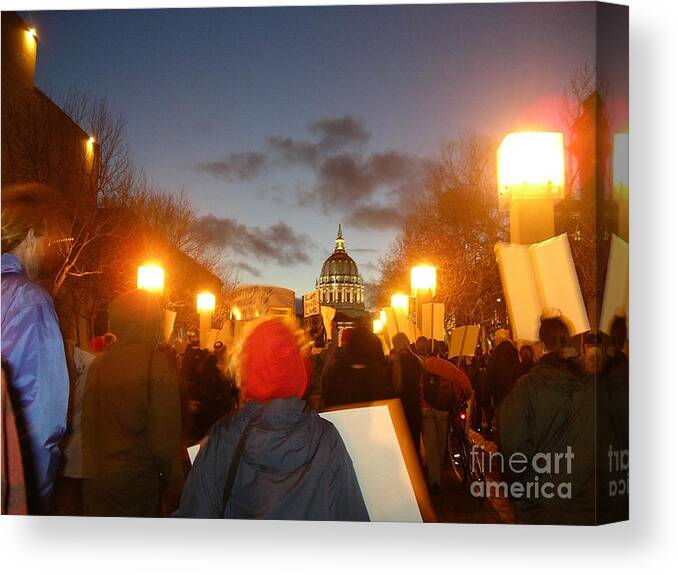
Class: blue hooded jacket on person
1,252,69,512
176,319,369,521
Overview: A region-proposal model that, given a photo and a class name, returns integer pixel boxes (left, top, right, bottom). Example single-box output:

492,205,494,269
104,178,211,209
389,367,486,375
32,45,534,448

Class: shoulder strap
221,421,252,517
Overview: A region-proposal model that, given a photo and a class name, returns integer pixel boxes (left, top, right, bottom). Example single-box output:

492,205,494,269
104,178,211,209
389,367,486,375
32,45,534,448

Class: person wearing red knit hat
177,318,369,521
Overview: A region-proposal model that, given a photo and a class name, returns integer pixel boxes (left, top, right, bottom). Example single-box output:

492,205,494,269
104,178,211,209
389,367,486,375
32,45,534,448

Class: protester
1,183,70,513
50,342,95,516
81,289,183,517
323,325,390,407
2,367,28,515
518,344,535,376
499,317,594,525
306,315,328,412
389,332,423,451
177,318,369,520
485,328,521,416
421,340,472,493
468,349,490,433
190,353,235,439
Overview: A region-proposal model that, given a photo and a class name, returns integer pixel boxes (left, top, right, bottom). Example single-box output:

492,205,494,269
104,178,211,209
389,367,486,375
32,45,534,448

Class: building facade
316,225,365,318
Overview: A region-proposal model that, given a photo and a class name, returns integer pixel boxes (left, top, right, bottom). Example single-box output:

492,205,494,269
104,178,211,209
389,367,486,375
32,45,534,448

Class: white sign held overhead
303,290,320,317
421,302,445,341
449,325,480,358
495,234,590,342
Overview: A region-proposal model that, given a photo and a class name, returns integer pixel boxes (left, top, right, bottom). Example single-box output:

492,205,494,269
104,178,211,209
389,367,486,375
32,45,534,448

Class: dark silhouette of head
610,316,627,353
415,336,429,356
539,317,570,353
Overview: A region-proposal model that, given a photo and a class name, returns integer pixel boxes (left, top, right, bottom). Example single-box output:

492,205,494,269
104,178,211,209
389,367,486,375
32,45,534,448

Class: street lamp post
497,131,565,244
411,265,437,336
197,291,216,349
137,264,165,294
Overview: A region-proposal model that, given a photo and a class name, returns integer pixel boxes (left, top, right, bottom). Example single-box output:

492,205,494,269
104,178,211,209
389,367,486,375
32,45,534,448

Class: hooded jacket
177,398,368,520
81,290,182,517
177,319,368,521
1,252,69,513
499,352,595,524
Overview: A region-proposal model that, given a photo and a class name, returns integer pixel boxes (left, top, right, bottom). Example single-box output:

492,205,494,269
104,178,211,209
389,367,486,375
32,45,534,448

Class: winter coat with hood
499,352,594,525
177,319,369,521
81,290,182,517
1,253,69,513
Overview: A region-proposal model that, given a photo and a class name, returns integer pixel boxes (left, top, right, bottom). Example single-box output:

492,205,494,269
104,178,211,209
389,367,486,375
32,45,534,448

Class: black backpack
423,371,454,411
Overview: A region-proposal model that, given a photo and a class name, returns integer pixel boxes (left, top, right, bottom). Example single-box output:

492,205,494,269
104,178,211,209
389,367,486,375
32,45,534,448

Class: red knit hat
241,319,308,403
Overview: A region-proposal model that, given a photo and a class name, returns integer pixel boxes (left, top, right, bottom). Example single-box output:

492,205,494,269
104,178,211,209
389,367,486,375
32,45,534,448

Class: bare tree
374,134,508,329
3,88,234,345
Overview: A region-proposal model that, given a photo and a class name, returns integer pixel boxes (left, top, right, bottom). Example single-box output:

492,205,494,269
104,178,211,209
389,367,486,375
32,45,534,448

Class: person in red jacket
420,341,472,493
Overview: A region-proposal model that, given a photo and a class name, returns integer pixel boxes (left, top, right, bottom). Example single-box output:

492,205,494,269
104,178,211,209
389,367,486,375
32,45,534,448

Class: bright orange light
373,319,384,334
137,264,164,294
390,293,410,314
380,309,387,324
231,307,242,320
26,28,37,41
85,136,95,160
497,132,564,207
196,291,216,314
411,265,437,296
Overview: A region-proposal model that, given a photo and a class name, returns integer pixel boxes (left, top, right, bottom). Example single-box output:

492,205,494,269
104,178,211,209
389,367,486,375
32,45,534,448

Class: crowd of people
1,184,628,524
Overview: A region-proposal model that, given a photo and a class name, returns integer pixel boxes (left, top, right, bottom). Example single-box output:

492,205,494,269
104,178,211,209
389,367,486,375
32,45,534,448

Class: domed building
316,224,365,317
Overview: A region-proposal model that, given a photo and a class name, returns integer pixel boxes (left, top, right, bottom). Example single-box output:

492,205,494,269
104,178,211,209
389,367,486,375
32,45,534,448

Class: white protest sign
421,302,445,341
495,233,590,341
303,290,320,317
320,305,336,340
449,325,480,358
320,405,423,522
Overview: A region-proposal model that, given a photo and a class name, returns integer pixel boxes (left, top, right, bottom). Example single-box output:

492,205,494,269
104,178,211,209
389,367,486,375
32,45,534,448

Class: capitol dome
316,224,365,312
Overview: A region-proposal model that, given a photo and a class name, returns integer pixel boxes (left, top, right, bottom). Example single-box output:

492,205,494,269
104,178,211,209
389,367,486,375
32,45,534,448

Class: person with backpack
420,340,472,493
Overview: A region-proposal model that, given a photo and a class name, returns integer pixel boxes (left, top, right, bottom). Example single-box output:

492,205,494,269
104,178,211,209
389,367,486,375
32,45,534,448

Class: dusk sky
23,3,600,297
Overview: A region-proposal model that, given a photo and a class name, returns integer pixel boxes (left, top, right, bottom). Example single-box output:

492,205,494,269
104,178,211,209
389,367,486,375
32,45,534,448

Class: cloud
198,216,312,266
234,261,262,277
194,116,426,230
294,148,425,230
348,205,404,230
195,152,267,181
267,115,370,167
309,116,370,149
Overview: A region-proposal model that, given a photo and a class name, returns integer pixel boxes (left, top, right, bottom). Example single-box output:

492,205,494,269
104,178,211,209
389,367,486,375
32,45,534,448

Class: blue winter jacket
1,253,69,512
177,397,369,521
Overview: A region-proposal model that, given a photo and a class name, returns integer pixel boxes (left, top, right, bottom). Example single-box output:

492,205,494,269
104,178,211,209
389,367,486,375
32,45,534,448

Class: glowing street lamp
197,291,216,349
85,135,96,168
497,131,565,244
390,293,410,314
411,265,437,297
197,292,216,314
372,319,384,334
411,265,437,336
137,264,164,294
